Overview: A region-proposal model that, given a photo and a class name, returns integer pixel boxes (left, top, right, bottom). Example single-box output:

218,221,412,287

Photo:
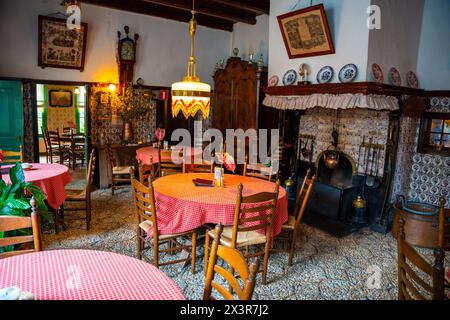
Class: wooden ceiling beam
209,0,269,15
82,0,234,31
141,0,257,24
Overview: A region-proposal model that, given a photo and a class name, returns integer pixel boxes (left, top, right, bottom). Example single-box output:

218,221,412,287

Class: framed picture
100,92,110,105
277,4,335,59
38,15,88,71
49,90,73,107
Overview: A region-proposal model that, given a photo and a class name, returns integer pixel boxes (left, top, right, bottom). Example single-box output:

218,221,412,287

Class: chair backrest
41,126,49,149
203,224,259,300
437,197,449,251
397,216,445,300
158,148,185,177
130,176,159,238
0,197,41,259
105,144,116,168
229,181,280,248
71,132,85,147
138,158,155,185
86,149,96,192
243,155,276,182
47,129,62,149
293,173,316,227
1,145,23,164
62,127,72,134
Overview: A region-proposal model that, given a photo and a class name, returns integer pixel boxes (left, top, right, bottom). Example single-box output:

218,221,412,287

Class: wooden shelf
262,82,425,97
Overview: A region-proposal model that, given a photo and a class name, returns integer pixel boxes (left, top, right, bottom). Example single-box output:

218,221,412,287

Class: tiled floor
42,184,448,300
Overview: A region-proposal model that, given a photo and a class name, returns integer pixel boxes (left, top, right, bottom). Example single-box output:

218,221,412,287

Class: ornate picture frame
48,90,73,107
38,15,88,71
277,4,335,59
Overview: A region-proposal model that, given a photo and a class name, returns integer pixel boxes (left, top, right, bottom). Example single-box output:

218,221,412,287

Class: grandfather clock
117,26,139,85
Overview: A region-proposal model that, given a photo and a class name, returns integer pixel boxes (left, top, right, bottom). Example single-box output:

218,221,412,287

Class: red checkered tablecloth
151,173,288,240
0,249,185,300
1,163,71,209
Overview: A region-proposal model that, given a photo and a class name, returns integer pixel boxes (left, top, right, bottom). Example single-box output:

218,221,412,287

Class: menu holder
192,178,214,187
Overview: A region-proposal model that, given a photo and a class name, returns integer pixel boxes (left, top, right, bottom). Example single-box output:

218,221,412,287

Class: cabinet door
213,74,233,133
233,68,256,131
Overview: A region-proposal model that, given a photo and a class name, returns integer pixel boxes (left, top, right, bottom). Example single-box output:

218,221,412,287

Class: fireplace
303,152,360,236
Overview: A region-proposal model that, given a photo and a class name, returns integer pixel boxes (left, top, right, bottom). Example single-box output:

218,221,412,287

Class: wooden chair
438,197,449,252
243,155,278,182
62,149,96,230
158,148,185,177
276,171,316,265
106,144,134,195
41,127,51,163
69,132,85,170
130,173,198,274
204,181,280,285
203,224,259,300
0,197,41,259
1,145,23,164
47,128,70,164
138,158,156,185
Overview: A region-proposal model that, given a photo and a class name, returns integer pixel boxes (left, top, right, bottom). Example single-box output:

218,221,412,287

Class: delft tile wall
299,107,389,176
89,86,156,145
403,97,450,207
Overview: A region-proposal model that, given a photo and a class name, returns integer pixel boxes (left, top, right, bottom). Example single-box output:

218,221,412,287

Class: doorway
0,80,23,153
36,83,87,168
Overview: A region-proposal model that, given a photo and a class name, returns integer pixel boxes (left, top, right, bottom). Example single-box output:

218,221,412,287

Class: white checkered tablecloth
0,249,185,300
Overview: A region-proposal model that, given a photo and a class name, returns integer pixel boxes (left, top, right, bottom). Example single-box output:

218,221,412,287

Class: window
36,84,46,136
418,112,450,155
76,86,86,134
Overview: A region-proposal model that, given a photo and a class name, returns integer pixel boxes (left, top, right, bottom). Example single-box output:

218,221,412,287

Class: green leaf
1,206,26,216
5,198,31,210
9,163,25,185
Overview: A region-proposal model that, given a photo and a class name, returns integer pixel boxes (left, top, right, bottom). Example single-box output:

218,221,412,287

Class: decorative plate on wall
371,63,384,83
282,69,298,86
406,71,419,88
389,67,402,86
316,66,334,84
338,64,358,83
268,75,280,87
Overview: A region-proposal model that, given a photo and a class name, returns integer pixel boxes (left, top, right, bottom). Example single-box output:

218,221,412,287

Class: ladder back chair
205,181,280,285
69,132,85,170
138,158,156,185
130,173,198,274
397,216,446,300
277,171,316,265
158,148,185,177
41,127,51,163
106,144,134,195
0,197,41,259
1,145,23,164
203,224,259,300
243,155,278,182
47,128,70,164
62,149,96,230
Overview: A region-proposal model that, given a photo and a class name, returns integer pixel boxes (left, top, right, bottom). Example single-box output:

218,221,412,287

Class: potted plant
0,163,50,254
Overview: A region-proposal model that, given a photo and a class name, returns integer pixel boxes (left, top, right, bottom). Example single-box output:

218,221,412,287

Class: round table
0,249,185,300
152,173,288,238
136,146,204,165
1,163,71,209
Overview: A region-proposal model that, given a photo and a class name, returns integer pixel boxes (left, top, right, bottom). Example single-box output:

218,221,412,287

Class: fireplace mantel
263,82,425,97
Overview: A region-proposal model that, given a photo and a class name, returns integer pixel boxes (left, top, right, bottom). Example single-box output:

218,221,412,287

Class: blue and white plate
316,66,334,84
282,69,298,86
338,64,358,83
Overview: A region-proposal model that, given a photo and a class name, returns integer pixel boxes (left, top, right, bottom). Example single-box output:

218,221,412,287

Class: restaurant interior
0,0,449,302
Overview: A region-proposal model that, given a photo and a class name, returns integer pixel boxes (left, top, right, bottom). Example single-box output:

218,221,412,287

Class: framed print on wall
277,4,335,59
49,90,73,107
38,15,88,71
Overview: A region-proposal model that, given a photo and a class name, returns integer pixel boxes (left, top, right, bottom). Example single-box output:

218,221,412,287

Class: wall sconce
74,87,80,95
109,83,117,92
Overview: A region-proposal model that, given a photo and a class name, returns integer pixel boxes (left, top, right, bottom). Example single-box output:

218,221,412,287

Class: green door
0,80,23,152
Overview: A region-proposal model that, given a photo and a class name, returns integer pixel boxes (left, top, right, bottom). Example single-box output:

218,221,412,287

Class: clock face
120,40,135,61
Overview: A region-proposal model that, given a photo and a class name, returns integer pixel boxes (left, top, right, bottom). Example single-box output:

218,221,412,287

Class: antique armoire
212,57,270,133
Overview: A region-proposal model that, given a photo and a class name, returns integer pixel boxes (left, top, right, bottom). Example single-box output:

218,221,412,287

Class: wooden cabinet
212,57,267,132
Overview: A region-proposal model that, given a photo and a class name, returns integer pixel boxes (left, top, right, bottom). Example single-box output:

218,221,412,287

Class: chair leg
191,229,197,274
204,229,210,276
136,225,142,260
86,202,91,231
53,208,59,234
111,178,115,196
288,229,298,266
262,240,271,285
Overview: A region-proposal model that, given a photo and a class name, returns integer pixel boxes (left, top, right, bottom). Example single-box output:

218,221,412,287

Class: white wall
232,15,269,66
367,0,425,84
417,0,450,90
0,0,231,86
268,0,370,84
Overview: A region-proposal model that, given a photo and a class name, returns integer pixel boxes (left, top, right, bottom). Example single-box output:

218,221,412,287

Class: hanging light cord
186,0,198,81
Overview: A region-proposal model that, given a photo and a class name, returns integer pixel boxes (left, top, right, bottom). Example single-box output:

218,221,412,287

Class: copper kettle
324,146,340,170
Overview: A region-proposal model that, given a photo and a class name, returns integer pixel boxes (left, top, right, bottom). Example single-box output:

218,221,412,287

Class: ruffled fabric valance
263,93,399,111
